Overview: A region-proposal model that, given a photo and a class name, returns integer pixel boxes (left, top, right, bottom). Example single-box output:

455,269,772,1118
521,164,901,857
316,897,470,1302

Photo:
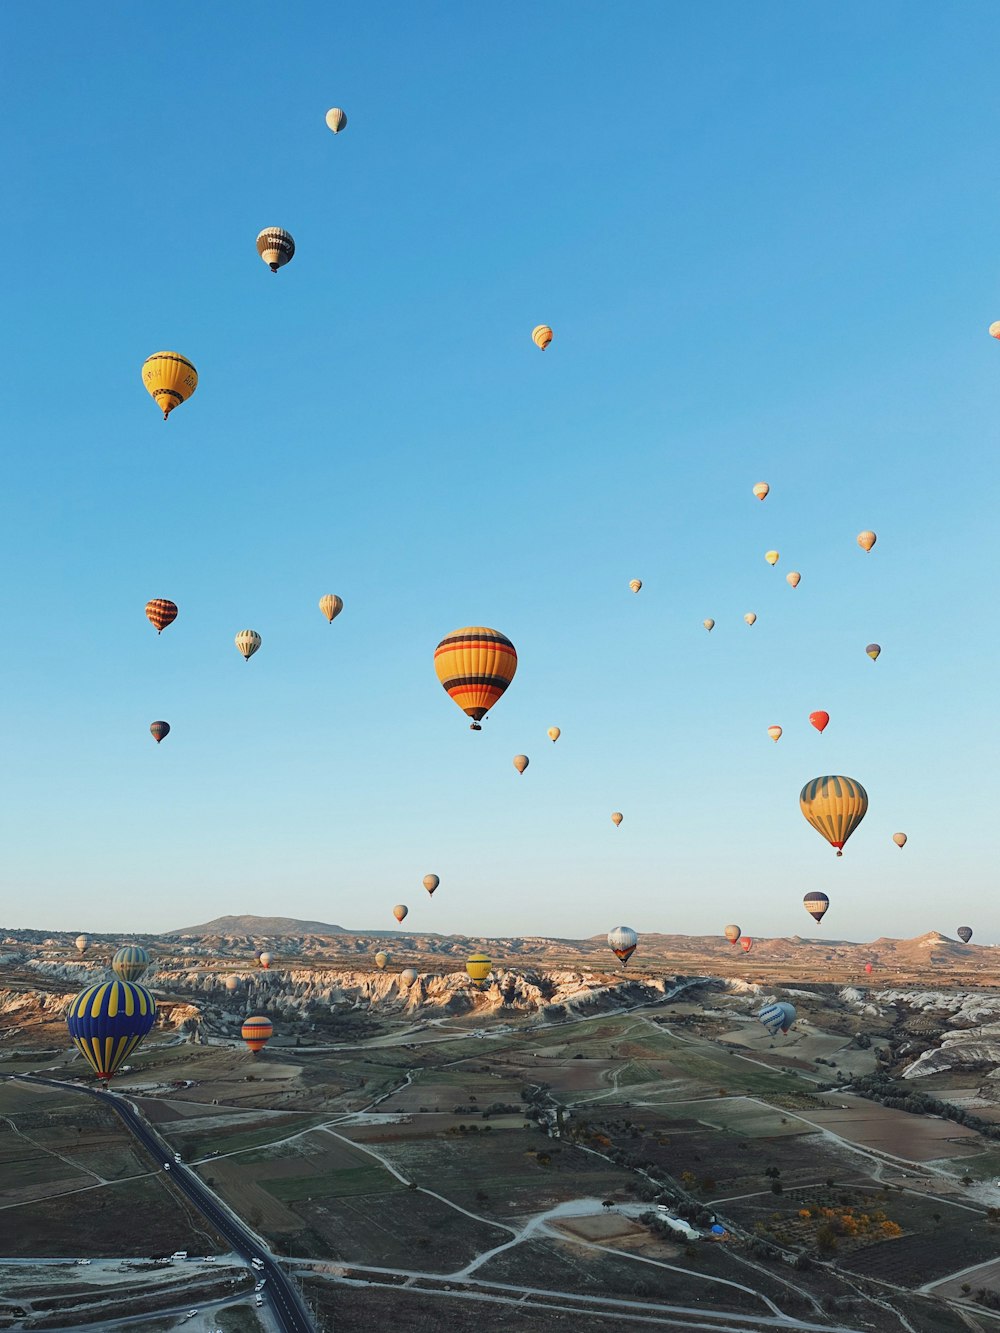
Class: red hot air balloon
150,721,170,744
740,937,753,953
809,711,830,734
145,599,178,634
864,963,873,975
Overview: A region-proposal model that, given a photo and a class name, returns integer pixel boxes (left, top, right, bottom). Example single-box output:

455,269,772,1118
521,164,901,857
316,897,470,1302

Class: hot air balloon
611,811,623,828
547,727,561,742
703,619,715,631
434,627,517,731
513,754,529,774
786,572,801,588
466,953,492,984
224,975,239,992
741,937,753,953
67,980,157,1081
724,924,741,945
422,874,439,896
744,612,757,626
112,946,150,983
608,926,638,967
758,1001,796,1036
799,776,868,856
864,962,874,975
235,630,261,662
866,643,881,661
531,325,553,350
241,1015,273,1055
957,926,973,944
765,550,779,567
767,726,782,743
319,594,343,624
991,322,1000,340
803,892,829,924
809,711,830,734
752,483,769,501
256,227,295,273
141,352,197,421
150,721,170,744
375,951,390,969
325,107,347,133
258,953,272,971
145,599,178,634
393,904,408,924
400,967,418,988
75,935,89,956
893,832,907,848
857,531,877,552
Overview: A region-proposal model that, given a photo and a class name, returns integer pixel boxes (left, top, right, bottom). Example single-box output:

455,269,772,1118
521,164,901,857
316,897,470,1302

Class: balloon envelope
374,951,390,969
258,952,271,969
608,925,638,966
893,832,907,848
611,811,623,827
724,924,741,944
325,107,347,132
765,550,779,566
235,630,261,661
758,1001,796,1036
393,904,408,923
767,726,782,743
241,1015,273,1054
865,963,874,975
466,953,492,983
67,980,156,1080
112,946,150,983
400,967,418,988
752,482,769,501
422,874,439,896
224,975,239,992
744,612,756,626
75,935,89,955
513,754,529,774
786,572,801,588
809,711,830,734
866,643,881,661
547,727,561,742
256,227,295,273
150,721,170,744
799,775,868,856
741,937,753,952
434,627,517,730
991,322,1000,340
531,324,553,350
145,599,177,633
319,594,344,624
857,530,877,552
629,579,642,593
141,352,197,420
703,619,715,631
957,926,973,944
803,892,829,924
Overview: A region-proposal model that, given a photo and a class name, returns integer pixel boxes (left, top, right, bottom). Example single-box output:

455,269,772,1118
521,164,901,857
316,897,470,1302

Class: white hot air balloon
325,108,348,133
235,630,262,661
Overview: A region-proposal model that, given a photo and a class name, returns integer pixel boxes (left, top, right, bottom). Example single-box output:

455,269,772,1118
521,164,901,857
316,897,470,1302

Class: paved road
12,1075,314,1333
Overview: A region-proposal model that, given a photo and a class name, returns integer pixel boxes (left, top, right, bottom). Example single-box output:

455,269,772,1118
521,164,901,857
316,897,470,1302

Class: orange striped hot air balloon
434,627,517,730
532,324,553,350
799,775,868,856
145,599,178,634
241,1015,273,1055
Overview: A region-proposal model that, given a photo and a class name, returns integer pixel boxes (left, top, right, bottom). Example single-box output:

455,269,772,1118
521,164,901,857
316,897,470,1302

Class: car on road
254,1279,266,1291
186,1311,198,1319
254,1295,264,1307
163,1162,170,1170
250,1257,264,1269
174,1152,182,1163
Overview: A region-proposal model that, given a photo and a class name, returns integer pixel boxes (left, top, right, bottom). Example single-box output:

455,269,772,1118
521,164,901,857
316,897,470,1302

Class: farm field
798,1097,984,1159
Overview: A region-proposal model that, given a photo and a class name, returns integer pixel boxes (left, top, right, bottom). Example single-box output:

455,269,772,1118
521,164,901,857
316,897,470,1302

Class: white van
171,1251,188,1260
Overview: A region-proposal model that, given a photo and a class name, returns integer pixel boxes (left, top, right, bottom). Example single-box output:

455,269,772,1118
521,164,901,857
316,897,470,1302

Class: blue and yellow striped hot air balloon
434,627,517,730
799,776,868,856
112,945,150,983
66,980,156,1081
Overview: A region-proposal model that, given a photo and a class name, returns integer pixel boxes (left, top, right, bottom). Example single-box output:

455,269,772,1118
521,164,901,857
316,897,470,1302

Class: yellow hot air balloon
629,579,642,594
893,832,907,848
857,530,877,552
765,550,779,567
799,775,869,856
319,594,343,624
513,754,529,774
744,612,757,626
752,482,769,501
703,619,715,631
547,727,561,743
611,811,623,827
786,571,801,588
325,107,348,133
767,725,782,743
434,627,517,731
235,629,261,661
141,352,197,421
466,953,492,983
531,324,553,350
990,322,1000,340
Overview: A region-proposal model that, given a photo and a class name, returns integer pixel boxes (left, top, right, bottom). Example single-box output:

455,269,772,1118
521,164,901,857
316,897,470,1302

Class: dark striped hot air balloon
241,1015,273,1055
799,776,868,856
256,227,295,273
803,892,830,924
66,980,156,1082
145,599,178,634
434,627,517,730
112,946,150,983
150,721,170,744
758,1001,796,1035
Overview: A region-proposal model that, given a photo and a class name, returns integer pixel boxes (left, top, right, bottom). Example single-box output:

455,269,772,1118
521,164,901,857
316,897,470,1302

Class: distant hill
166,914,346,937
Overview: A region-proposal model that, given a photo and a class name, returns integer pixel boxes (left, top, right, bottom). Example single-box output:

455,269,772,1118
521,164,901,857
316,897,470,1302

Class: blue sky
2,4,997,942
